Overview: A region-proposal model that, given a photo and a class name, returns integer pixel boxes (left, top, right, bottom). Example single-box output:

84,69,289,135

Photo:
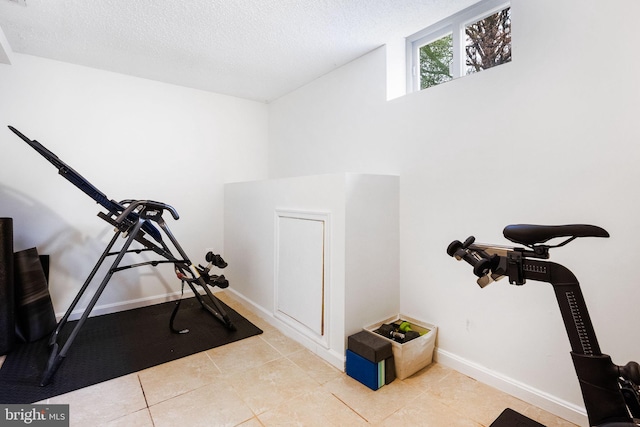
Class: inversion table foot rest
7,126,235,386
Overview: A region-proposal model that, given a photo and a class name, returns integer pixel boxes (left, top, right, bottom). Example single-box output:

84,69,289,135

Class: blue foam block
346,349,383,390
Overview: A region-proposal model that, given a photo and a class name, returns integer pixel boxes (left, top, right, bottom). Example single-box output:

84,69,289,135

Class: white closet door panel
276,215,325,337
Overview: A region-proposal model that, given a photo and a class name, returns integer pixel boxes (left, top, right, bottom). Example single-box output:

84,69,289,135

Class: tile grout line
137,374,150,409
328,391,372,424
136,372,157,427
377,389,429,425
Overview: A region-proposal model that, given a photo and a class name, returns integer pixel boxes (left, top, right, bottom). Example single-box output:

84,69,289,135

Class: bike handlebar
447,224,611,287
447,236,497,279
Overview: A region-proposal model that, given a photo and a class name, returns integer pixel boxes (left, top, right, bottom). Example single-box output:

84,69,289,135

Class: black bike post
522,259,632,426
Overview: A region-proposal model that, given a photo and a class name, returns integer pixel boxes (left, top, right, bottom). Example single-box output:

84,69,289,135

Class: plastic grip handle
447,240,463,257
447,238,493,277
116,200,180,222
447,239,480,266
144,201,180,220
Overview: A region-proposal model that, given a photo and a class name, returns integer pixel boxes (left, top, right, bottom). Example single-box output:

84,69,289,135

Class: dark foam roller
14,247,56,342
0,218,15,355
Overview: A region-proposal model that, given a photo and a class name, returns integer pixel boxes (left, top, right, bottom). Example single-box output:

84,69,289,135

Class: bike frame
449,227,640,427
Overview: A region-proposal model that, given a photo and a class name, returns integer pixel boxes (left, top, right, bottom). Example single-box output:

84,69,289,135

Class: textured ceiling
0,0,477,102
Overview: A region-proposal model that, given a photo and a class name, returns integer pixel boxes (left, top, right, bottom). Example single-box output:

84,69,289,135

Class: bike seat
503,224,609,246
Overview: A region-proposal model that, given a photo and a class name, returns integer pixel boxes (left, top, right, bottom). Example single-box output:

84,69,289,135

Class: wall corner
0,24,14,65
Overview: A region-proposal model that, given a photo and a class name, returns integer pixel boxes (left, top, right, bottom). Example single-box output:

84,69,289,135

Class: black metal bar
47,230,122,347
519,259,631,425
41,220,144,386
520,259,601,356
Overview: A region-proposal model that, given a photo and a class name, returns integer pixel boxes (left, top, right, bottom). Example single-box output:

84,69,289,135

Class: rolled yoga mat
14,247,56,342
0,218,15,355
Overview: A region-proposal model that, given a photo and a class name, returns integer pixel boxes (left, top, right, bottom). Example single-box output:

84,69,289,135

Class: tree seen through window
419,6,511,90
465,7,511,74
419,35,453,90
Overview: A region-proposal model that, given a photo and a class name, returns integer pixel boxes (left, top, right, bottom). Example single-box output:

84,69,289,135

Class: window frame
406,0,511,93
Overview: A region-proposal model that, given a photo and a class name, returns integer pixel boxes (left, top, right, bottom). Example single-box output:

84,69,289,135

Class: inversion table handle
116,200,180,224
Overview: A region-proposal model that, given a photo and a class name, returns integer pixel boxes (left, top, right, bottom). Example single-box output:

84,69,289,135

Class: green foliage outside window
419,35,453,90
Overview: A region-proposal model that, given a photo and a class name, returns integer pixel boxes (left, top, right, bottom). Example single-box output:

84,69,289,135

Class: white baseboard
224,289,345,371
435,348,588,426
56,291,184,321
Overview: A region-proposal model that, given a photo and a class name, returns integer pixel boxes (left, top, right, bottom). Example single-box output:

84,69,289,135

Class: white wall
268,0,640,424
0,53,268,316
223,173,399,369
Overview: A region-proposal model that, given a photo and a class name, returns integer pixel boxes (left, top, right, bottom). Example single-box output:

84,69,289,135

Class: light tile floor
1,292,580,427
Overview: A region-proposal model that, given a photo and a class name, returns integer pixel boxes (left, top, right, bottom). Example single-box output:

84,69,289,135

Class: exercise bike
447,224,640,427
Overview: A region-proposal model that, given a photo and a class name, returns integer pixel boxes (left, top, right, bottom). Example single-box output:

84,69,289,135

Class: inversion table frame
7,126,235,386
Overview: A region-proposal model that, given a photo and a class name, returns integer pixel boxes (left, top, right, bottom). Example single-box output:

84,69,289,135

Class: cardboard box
365,315,437,380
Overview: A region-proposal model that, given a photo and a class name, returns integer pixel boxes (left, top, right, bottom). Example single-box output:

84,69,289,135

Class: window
407,0,511,92
419,33,453,90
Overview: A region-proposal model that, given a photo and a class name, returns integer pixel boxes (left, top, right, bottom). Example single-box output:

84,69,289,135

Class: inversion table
7,126,235,386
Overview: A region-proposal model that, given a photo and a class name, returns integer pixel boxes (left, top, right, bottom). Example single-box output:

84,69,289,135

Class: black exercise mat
0,296,262,403
489,408,546,427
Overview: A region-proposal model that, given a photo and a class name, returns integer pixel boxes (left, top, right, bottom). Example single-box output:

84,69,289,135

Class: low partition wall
223,173,400,369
